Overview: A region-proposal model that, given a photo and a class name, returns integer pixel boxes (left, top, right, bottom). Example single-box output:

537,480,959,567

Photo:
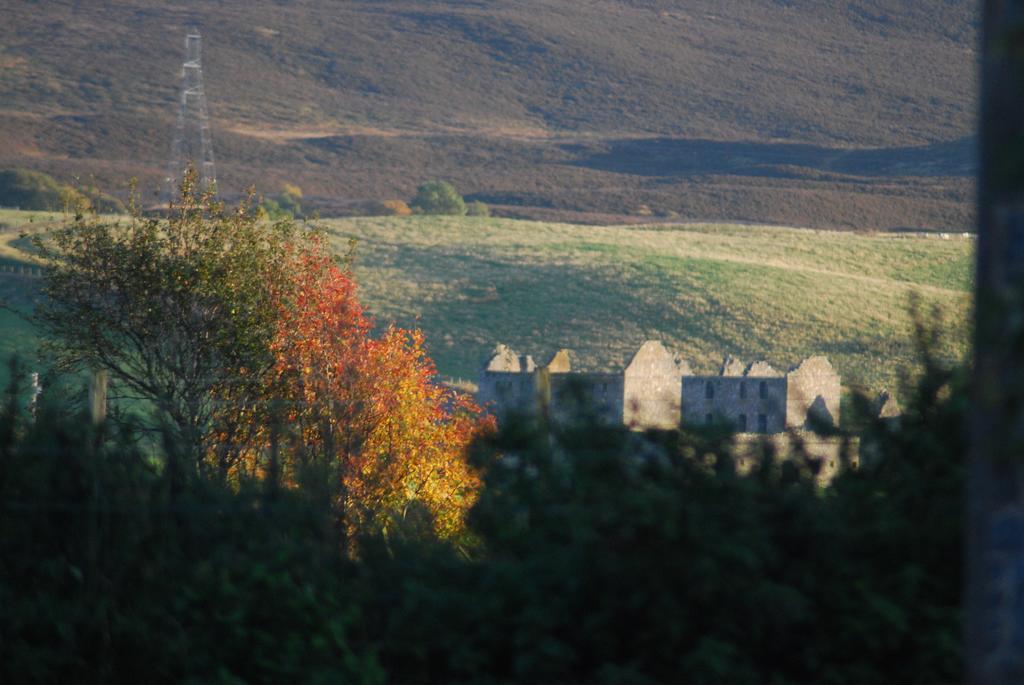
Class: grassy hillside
0,210,973,394
327,216,972,393
0,1,976,230
0,211,61,382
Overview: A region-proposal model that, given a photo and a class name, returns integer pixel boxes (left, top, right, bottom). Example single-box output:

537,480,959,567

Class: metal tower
164,30,216,201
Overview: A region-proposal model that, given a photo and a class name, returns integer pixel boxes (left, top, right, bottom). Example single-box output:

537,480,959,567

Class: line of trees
0,168,125,213
0,337,964,683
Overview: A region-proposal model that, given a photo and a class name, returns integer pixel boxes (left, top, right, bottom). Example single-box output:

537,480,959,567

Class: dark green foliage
0,340,964,682
76,183,126,214
261,188,303,220
32,172,315,464
277,190,302,218
0,169,83,212
359,356,964,684
411,181,467,216
260,196,289,220
0,169,123,213
0,368,382,684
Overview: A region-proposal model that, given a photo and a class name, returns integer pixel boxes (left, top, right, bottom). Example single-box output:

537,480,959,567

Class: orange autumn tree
265,240,493,541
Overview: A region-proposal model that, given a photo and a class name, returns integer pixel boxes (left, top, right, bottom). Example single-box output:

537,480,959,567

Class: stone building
681,360,787,434
477,340,842,434
477,343,538,416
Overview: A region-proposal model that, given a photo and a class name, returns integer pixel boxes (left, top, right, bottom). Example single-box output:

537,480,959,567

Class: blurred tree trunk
969,3,1024,682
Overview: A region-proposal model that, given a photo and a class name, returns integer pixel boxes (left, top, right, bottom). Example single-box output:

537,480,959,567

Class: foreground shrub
0,374,383,684
359,349,964,685
0,336,963,682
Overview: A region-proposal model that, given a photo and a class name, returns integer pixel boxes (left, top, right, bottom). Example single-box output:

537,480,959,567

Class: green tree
260,184,303,220
0,169,124,213
259,196,287,220
410,181,466,216
276,183,302,218
0,370,383,683
32,170,314,468
465,200,490,217
0,169,86,211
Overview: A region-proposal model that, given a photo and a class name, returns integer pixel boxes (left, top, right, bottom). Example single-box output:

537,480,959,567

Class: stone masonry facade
478,340,842,434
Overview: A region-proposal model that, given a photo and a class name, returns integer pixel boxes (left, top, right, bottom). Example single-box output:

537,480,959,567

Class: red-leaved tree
250,240,493,541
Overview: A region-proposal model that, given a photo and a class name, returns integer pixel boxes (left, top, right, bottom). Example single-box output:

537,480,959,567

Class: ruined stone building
478,340,842,434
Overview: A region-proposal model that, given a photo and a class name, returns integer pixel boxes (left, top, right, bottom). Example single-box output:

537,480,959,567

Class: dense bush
411,180,466,215
380,198,413,216
0,341,964,682
260,184,303,220
362,199,414,217
76,183,125,214
465,200,490,217
0,169,81,211
0,369,382,684
0,169,124,213
360,350,964,684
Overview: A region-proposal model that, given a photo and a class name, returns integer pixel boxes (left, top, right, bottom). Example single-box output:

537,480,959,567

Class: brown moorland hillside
0,0,977,229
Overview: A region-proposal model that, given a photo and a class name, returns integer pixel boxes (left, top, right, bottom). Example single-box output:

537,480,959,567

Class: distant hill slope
0,210,972,394
0,1,977,228
327,215,972,392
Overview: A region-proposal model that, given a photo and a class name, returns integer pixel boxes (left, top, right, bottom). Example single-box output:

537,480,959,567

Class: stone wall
477,370,537,417
785,356,841,429
623,341,683,430
548,372,624,425
478,342,842,435
477,343,537,418
682,373,787,434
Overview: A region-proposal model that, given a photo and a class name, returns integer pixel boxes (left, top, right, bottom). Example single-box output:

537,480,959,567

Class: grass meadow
325,216,973,394
0,210,973,396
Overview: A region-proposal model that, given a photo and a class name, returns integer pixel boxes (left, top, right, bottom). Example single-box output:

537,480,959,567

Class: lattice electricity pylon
164,30,216,202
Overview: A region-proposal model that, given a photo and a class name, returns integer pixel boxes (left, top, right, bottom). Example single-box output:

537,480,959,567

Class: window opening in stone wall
740,382,747,399
738,414,747,431
757,413,768,433
706,381,714,399
705,413,713,425
759,381,767,399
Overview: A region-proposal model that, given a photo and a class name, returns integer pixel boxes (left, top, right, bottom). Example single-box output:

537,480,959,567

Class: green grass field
0,210,62,384
325,216,973,393
0,210,973,396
